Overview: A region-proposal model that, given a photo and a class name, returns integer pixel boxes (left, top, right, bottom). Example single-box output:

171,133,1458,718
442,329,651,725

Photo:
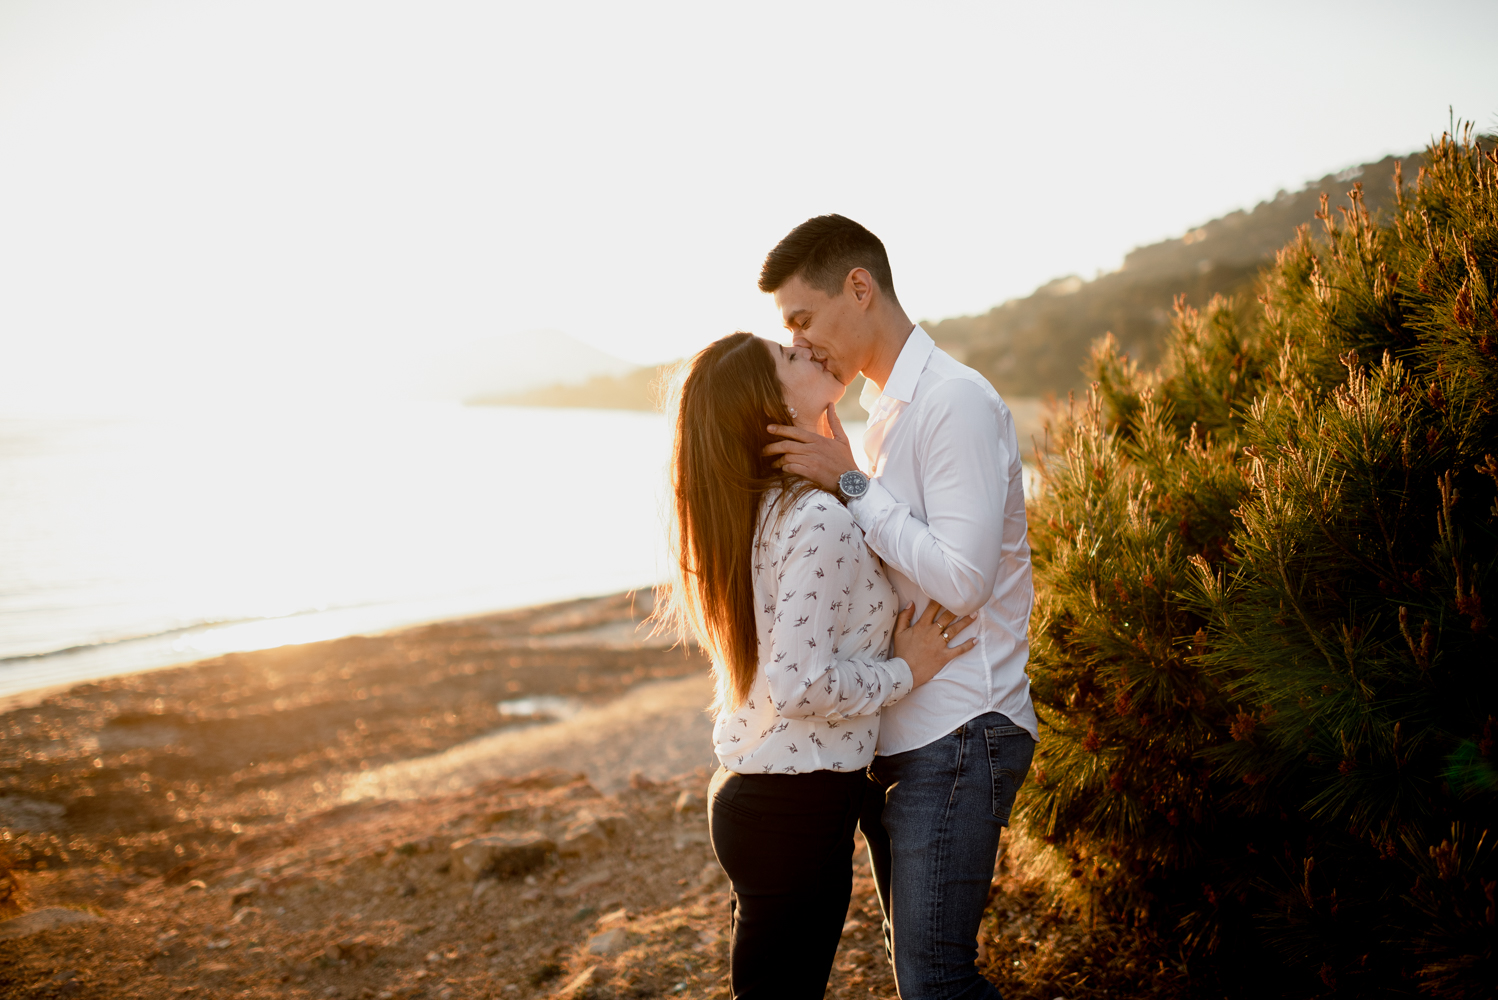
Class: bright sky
1,0,1494,413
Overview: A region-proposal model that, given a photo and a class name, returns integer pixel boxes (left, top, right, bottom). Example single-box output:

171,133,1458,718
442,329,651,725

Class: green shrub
1019,126,1497,998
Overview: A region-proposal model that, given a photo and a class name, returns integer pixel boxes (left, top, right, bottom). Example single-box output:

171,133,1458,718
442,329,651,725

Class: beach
1,592,1167,1000
0,592,914,999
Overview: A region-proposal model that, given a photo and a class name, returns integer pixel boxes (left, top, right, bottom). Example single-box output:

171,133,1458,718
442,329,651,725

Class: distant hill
924,153,1416,399
473,361,883,425
475,363,873,421
470,365,670,411
473,150,1419,416
418,332,636,403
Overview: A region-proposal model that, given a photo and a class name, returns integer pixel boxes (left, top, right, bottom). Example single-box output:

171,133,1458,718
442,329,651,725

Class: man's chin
822,362,851,384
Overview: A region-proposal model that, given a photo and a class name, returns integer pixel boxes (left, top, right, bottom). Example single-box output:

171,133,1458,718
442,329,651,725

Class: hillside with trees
928,153,1414,399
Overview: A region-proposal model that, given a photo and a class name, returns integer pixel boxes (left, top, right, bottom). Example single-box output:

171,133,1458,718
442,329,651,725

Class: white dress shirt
848,325,1038,752
712,488,913,775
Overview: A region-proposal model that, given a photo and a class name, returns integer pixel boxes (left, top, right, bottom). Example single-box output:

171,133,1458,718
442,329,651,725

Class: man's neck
862,310,917,389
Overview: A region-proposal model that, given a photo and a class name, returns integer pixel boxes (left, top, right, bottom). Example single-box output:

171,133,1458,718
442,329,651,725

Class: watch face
840,471,868,497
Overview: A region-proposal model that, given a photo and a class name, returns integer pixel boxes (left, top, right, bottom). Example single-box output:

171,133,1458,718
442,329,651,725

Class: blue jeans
860,712,1036,1000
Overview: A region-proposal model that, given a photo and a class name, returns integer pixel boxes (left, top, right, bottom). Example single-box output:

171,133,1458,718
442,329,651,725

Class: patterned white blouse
712,488,912,775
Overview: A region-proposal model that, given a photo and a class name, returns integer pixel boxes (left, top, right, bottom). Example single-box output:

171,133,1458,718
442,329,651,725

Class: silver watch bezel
837,469,870,501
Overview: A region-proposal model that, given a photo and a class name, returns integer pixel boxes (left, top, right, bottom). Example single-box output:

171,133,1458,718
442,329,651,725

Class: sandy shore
0,591,1177,1000
0,590,710,859
0,592,744,997
343,675,714,802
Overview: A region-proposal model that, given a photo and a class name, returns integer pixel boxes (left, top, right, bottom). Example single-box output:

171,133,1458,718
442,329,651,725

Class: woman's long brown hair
658,332,818,715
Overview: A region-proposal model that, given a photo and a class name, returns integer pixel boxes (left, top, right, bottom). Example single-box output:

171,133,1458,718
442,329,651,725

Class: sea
0,404,690,701
0,404,1042,702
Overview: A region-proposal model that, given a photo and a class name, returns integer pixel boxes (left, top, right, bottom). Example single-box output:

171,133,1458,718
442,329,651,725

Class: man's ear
846,268,876,310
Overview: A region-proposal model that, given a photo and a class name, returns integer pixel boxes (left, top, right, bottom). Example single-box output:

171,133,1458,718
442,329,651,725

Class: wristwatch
837,469,870,502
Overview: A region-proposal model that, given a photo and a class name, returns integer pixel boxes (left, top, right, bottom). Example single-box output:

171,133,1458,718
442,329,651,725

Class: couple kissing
659,214,1037,1000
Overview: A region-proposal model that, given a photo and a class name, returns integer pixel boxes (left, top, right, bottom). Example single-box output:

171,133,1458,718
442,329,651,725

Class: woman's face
761,337,845,425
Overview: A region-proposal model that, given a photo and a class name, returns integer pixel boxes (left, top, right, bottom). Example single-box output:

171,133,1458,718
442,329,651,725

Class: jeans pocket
984,727,1036,825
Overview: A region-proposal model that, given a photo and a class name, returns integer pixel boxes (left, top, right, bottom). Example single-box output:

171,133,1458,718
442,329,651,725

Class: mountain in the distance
924,152,1416,399
469,149,1423,414
469,364,669,411
411,331,637,403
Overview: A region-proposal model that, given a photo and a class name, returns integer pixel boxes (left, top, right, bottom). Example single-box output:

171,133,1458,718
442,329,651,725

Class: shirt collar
876,325,934,404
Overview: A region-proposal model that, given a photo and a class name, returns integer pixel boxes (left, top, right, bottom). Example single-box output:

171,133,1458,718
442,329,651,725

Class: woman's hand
893,601,978,687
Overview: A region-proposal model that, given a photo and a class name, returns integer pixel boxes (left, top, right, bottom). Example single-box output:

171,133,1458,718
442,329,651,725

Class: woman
660,332,976,999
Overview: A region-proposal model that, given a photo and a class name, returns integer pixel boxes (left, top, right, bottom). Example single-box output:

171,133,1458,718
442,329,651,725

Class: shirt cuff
846,477,900,531
883,656,914,705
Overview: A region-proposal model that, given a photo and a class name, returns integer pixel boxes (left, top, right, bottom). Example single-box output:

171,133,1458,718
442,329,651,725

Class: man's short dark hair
758,214,898,302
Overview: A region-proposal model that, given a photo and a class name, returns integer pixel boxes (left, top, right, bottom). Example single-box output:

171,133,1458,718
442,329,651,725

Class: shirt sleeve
762,496,913,721
847,378,1012,617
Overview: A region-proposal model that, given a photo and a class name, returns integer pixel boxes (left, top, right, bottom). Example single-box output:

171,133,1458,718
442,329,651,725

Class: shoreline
0,579,737,996
0,587,715,866
0,585,667,710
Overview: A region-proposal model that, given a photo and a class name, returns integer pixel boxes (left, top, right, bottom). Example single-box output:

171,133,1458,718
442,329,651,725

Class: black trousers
707,766,865,1000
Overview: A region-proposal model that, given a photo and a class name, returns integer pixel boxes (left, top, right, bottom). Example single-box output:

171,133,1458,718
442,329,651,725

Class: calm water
0,404,686,698
1,403,1027,700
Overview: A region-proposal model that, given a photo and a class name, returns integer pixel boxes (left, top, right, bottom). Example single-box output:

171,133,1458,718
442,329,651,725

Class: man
759,214,1037,1000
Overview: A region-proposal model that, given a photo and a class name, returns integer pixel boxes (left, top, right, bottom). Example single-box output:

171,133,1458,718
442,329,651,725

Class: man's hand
764,404,859,493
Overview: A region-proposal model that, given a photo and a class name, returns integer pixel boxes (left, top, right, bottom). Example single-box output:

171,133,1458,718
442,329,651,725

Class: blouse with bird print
712,488,912,775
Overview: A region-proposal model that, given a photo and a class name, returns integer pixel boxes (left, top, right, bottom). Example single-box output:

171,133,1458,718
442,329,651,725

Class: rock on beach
448,831,555,880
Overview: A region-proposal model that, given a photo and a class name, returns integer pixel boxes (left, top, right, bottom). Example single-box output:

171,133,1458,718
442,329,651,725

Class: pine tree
1016,126,1497,997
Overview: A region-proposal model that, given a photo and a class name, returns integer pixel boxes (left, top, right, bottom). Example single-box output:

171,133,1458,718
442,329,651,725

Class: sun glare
0,1,1493,413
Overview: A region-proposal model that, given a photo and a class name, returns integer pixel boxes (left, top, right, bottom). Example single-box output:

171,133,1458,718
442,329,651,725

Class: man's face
772,274,866,385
